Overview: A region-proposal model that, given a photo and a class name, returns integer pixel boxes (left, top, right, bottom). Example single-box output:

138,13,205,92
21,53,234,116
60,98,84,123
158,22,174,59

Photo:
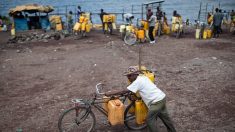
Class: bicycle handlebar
96,83,105,95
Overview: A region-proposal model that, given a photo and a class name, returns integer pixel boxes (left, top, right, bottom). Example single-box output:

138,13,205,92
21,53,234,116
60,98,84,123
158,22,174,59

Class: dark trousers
147,98,176,132
149,26,155,41
213,25,220,38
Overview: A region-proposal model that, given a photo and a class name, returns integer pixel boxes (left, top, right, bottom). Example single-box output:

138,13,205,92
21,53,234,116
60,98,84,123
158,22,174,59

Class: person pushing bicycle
120,66,176,132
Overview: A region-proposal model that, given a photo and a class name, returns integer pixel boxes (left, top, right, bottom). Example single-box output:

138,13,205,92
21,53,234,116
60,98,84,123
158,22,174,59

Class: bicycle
103,14,116,35
155,20,162,37
171,17,183,38
104,22,113,35
123,19,147,45
58,83,147,132
73,13,92,39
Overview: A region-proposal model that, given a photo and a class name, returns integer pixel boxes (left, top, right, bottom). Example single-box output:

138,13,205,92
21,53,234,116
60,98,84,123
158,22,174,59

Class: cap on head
123,66,140,76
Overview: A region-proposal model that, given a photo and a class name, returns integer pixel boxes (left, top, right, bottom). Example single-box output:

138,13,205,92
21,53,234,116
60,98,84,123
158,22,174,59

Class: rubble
7,30,70,44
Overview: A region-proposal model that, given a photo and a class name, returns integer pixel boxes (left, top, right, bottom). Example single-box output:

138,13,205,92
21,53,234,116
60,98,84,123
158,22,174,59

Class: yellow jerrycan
11,24,16,36
56,23,63,31
102,96,109,112
119,25,126,33
195,29,200,39
73,22,81,31
108,99,124,125
203,30,207,39
135,100,148,124
137,29,145,39
81,22,86,31
85,24,91,32
104,23,108,31
207,29,212,38
112,23,117,29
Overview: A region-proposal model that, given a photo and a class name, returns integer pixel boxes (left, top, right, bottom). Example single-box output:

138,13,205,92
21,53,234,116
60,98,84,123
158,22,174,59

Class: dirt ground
0,27,235,132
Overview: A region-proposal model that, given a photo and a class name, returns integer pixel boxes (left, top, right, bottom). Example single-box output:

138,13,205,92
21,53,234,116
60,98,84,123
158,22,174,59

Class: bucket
135,100,148,125
120,25,126,32
56,23,62,31
203,30,207,39
137,30,145,39
195,29,200,39
108,99,124,125
207,29,212,38
73,22,81,31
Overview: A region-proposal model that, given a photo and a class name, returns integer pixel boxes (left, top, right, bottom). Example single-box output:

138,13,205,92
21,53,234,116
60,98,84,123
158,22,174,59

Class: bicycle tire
58,106,96,132
108,23,113,35
176,28,180,39
124,32,137,45
120,32,126,40
74,30,84,40
124,101,147,130
157,25,161,37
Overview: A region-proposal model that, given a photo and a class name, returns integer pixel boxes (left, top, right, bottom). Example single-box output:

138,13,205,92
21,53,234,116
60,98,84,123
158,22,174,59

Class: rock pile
7,30,70,44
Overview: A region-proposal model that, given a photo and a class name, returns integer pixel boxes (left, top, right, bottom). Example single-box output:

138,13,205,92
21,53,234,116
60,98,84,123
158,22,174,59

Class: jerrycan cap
114,100,121,106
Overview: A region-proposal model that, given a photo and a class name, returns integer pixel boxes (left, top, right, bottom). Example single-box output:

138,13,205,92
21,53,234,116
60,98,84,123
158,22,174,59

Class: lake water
0,0,235,24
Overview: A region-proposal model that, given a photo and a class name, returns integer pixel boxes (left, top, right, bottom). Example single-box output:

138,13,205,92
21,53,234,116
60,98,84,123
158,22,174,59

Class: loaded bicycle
58,83,147,132
171,16,184,38
73,13,92,39
120,19,148,45
103,14,116,35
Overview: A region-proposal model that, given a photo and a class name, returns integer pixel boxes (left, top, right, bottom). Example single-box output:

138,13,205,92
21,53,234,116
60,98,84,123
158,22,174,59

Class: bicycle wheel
108,23,113,35
124,101,147,130
58,107,96,132
120,32,126,40
157,25,161,37
74,31,84,40
176,28,181,39
124,32,137,45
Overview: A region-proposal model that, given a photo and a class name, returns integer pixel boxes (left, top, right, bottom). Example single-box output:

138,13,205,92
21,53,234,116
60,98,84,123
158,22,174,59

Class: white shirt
149,15,156,27
127,75,166,107
123,13,134,19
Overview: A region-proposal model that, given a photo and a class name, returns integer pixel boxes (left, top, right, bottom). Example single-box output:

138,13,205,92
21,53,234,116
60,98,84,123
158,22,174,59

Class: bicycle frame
73,83,130,119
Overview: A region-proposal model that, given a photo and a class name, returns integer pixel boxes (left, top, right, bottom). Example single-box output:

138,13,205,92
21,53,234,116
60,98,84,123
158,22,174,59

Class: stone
42,39,48,43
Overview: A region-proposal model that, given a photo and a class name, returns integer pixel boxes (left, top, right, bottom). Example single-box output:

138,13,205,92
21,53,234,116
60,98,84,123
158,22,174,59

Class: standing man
218,9,224,33
147,8,153,20
213,8,222,38
148,12,156,44
67,11,73,33
100,9,108,33
123,66,176,132
77,6,82,20
156,6,163,21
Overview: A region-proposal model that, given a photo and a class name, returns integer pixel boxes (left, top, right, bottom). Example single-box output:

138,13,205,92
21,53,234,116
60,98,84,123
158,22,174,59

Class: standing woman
148,12,156,44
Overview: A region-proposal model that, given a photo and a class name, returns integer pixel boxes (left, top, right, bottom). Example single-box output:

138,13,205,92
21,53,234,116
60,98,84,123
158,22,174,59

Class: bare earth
0,28,234,132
